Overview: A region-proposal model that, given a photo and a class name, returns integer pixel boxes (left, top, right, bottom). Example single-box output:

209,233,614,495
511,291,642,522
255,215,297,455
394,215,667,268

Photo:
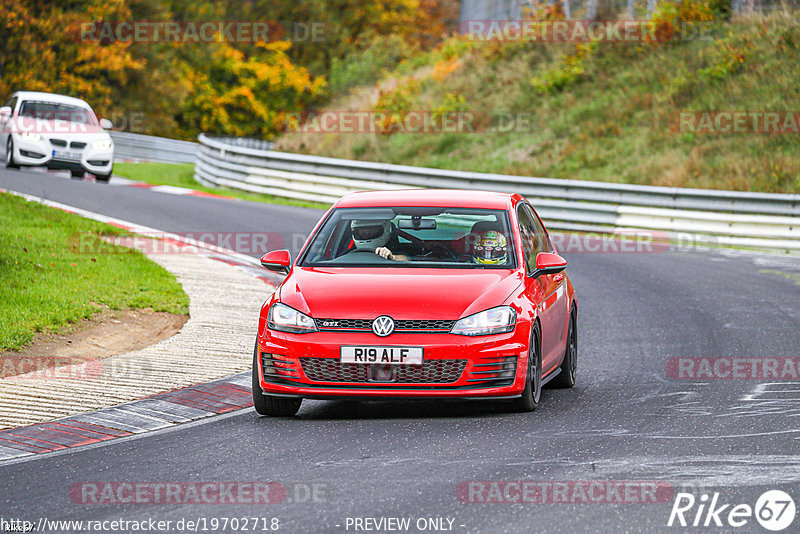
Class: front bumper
12,134,113,174
256,330,529,399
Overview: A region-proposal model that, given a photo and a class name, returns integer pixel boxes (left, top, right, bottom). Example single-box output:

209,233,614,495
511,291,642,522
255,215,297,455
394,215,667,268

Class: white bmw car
0,91,114,181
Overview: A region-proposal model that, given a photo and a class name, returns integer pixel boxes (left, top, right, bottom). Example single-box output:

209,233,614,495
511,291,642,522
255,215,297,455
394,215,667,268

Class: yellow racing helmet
472,230,509,265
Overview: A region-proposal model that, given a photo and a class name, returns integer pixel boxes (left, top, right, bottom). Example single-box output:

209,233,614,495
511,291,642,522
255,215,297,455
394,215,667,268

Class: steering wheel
345,248,392,262
433,244,460,261
395,229,459,261
416,242,460,261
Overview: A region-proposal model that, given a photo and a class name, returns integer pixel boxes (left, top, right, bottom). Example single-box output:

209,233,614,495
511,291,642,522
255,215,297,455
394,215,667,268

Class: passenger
470,230,509,265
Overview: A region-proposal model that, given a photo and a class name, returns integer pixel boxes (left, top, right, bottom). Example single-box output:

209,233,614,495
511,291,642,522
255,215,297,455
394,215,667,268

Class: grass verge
113,162,330,210
0,192,189,351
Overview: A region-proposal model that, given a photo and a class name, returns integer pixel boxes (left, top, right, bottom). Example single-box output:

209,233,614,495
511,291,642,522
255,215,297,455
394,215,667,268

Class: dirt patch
0,307,188,378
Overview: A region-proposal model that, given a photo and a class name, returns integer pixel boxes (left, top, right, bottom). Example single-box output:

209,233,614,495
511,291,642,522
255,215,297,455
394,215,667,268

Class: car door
517,203,567,375
527,204,569,368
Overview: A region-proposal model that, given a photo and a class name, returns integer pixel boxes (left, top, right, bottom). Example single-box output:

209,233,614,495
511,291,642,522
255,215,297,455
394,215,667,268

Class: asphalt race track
1,168,799,533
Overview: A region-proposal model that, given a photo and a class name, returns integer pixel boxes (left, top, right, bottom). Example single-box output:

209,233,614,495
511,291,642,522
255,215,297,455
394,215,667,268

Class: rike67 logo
668,490,795,531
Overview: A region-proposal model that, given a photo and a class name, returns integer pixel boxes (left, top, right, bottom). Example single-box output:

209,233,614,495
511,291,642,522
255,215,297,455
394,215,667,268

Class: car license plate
341,346,423,365
52,150,81,161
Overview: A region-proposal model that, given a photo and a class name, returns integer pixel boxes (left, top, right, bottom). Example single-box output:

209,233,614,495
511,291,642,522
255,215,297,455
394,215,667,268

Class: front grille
316,318,455,333
49,139,67,147
466,355,517,387
317,318,371,330
261,353,301,382
396,319,455,331
300,358,466,384
70,141,87,149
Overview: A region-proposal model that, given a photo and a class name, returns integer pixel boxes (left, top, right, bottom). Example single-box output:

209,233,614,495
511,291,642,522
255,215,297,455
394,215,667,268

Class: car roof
11,91,92,109
334,189,520,209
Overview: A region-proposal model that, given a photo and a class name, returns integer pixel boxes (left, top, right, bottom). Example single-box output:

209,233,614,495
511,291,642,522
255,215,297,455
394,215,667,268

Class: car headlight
19,132,40,143
267,303,317,334
450,306,516,336
92,139,113,150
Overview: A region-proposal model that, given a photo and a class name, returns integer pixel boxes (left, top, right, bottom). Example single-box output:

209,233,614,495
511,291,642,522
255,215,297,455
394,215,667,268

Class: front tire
252,341,302,417
5,139,19,169
70,169,84,179
509,324,541,412
94,173,111,183
549,308,577,389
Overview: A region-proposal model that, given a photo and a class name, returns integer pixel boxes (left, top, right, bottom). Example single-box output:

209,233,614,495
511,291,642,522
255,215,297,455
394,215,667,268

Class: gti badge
372,316,395,337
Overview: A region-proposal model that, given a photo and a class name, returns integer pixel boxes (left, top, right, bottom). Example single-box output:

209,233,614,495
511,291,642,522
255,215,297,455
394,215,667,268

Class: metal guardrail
194,133,800,251
458,0,798,24
111,131,198,164
208,137,275,151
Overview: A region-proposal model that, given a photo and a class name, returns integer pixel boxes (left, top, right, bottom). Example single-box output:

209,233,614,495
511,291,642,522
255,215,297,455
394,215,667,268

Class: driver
470,230,509,265
351,219,408,261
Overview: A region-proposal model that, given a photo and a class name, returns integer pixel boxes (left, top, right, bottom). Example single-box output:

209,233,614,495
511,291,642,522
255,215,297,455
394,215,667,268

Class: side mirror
532,252,567,277
0,106,11,117
260,250,291,274
99,118,113,130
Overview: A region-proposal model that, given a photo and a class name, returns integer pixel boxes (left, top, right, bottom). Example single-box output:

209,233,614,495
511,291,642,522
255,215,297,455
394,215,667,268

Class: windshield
18,101,98,125
299,207,517,269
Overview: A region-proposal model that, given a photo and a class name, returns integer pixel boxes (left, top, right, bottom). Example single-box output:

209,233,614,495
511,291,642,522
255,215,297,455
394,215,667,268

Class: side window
525,205,552,253
517,206,542,273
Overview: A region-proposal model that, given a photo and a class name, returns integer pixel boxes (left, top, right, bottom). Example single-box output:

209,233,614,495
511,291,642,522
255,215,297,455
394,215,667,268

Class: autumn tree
175,41,325,138
1,0,455,138
0,0,143,118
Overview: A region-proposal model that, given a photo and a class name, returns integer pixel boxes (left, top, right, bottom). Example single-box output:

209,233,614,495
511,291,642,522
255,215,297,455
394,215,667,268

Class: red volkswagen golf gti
253,189,577,416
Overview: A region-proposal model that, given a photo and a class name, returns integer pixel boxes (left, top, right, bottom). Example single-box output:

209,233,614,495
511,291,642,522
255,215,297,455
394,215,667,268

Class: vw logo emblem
372,316,395,337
